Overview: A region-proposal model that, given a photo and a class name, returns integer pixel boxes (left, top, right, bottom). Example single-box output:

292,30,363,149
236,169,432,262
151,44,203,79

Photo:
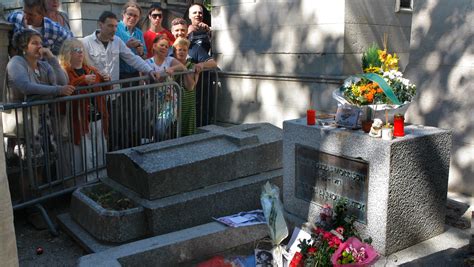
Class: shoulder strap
2,72,8,103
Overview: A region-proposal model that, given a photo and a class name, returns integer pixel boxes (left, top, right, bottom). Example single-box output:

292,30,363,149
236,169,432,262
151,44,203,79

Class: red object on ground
307,109,316,125
36,247,44,255
196,256,232,267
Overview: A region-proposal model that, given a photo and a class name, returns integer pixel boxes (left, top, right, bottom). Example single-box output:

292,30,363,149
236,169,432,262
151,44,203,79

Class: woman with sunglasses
58,38,111,181
144,3,175,59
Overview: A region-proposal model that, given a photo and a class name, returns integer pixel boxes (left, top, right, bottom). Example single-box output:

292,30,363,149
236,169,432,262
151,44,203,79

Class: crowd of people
3,0,218,183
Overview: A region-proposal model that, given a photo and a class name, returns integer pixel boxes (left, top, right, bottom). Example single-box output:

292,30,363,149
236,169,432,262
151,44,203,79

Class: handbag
2,71,40,138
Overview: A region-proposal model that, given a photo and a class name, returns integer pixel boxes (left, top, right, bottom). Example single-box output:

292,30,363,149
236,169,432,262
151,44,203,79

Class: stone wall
212,0,412,126
404,0,473,195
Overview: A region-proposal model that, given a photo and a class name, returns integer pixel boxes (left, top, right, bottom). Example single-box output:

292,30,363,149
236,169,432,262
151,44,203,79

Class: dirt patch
15,194,85,266
83,183,136,211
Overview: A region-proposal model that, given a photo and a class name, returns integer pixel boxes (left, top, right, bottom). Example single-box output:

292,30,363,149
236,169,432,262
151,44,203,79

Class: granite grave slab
283,118,452,255
106,123,282,200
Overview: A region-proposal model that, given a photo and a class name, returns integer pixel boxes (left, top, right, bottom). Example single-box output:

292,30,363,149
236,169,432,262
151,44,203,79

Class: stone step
76,222,268,267
104,169,283,237
106,123,282,200
68,169,282,243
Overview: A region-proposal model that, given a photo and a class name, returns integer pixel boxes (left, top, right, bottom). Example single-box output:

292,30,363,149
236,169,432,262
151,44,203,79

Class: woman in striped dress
172,37,201,136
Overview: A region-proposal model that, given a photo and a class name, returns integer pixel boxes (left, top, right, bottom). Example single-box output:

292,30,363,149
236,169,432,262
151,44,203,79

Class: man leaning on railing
82,11,158,149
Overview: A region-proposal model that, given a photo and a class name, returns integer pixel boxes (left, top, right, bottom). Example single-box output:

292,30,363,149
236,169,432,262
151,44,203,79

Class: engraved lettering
295,145,369,224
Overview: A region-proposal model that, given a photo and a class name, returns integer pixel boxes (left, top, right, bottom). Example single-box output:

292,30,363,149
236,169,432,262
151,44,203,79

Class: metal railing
0,69,220,234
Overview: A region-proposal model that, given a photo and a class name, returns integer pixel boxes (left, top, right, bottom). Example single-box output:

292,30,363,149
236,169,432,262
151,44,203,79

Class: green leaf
356,73,401,105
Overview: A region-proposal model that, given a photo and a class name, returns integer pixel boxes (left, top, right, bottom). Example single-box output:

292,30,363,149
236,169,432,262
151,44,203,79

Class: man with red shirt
144,3,174,59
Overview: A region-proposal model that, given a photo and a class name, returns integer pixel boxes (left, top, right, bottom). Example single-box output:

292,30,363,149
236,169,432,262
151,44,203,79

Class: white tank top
146,56,174,72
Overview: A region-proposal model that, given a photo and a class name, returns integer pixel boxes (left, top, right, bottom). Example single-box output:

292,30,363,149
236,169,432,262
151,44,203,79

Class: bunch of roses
314,227,343,249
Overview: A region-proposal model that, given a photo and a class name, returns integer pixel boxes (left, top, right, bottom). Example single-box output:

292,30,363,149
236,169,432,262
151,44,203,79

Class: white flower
344,76,361,88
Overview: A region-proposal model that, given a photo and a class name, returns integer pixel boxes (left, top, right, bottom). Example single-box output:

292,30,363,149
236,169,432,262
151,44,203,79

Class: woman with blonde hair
58,38,111,181
173,37,200,136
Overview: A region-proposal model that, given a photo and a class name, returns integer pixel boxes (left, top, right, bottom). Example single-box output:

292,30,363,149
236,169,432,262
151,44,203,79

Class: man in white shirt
82,11,157,149
82,11,156,84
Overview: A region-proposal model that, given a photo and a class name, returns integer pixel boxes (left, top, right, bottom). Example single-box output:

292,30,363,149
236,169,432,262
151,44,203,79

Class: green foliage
304,240,334,267
298,238,313,255
203,0,212,11
334,198,360,240
362,43,382,71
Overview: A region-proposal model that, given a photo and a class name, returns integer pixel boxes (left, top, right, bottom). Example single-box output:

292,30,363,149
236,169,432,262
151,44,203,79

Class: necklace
34,68,41,78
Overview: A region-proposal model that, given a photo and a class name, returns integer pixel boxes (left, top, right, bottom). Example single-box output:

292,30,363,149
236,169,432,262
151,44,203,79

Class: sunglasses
72,47,83,53
151,13,162,19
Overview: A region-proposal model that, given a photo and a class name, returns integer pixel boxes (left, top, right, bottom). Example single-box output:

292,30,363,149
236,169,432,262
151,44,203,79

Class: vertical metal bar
206,70,211,125
213,70,219,125
34,204,58,236
199,71,204,127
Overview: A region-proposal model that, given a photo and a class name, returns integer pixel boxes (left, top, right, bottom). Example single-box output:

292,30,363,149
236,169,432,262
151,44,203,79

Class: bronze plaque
295,144,369,223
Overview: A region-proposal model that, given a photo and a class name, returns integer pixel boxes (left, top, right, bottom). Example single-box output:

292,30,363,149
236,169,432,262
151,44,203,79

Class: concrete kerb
77,222,269,267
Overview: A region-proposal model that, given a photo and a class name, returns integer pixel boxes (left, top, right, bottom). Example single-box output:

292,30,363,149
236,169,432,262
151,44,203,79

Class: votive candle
393,114,405,137
382,127,393,141
307,109,316,125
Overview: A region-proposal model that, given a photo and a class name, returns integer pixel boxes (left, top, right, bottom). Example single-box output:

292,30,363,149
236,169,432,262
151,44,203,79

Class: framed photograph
335,106,360,129
255,248,274,267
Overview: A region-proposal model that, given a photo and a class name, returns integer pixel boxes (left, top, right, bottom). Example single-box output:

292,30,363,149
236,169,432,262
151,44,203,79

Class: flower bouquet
333,38,416,124
330,237,378,267
289,199,378,267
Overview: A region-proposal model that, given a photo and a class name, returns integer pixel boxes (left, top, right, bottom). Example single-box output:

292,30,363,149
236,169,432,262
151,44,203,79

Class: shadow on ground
15,194,85,267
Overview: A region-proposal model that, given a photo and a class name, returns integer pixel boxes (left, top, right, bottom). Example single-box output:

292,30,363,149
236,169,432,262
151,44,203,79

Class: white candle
382,127,393,140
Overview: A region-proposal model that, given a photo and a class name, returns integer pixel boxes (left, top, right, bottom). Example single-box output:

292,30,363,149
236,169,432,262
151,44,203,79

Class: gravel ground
14,195,85,267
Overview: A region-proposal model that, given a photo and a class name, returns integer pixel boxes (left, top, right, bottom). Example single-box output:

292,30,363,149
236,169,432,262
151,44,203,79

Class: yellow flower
384,53,399,71
363,66,381,73
378,49,387,62
351,84,361,97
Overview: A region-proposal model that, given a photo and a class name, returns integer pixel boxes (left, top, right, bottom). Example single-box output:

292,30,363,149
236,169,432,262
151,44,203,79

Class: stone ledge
77,222,269,267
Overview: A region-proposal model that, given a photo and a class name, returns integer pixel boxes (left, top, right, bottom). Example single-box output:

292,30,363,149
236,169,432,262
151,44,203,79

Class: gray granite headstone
283,119,452,255
107,123,282,200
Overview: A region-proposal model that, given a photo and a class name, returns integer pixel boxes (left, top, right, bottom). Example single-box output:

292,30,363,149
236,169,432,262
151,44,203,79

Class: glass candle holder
393,114,405,137
307,109,316,125
382,126,393,140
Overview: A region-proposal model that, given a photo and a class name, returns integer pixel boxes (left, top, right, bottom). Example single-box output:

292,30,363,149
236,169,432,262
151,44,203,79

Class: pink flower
331,237,379,267
336,226,344,235
307,247,317,254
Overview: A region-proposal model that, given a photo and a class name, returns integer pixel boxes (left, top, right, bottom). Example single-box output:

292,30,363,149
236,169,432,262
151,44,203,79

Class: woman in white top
145,34,183,78
145,34,185,141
